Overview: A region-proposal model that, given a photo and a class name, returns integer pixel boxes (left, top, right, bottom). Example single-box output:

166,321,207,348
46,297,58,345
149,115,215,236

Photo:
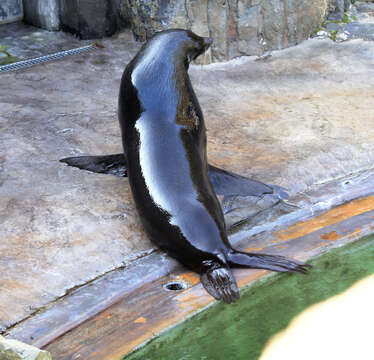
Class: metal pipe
0,43,101,73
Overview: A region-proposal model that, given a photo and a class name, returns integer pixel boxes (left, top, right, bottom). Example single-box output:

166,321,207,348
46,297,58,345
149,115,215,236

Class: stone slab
0,335,51,360
0,23,84,60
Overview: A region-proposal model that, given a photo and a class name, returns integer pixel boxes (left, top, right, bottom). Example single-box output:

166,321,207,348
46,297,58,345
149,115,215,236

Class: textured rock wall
121,0,330,62
328,0,351,20
59,0,120,39
0,0,23,24
23,0,60,31
18,0,355,61
22,0,127,39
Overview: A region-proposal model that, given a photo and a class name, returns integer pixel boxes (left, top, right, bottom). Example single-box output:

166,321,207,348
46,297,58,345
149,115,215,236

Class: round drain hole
163,281,188,291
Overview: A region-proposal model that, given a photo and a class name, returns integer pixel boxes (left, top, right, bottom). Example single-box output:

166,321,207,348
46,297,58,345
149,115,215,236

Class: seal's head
178,29,213,62
147,29,212,66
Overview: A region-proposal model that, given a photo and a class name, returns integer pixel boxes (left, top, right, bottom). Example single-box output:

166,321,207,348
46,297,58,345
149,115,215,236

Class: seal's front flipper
60,153,127,177
200,266,240,304
227,251,310,274
207,164,288,199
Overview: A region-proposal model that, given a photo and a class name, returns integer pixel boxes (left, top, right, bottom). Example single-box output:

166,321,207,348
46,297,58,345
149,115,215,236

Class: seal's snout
204,37,213,48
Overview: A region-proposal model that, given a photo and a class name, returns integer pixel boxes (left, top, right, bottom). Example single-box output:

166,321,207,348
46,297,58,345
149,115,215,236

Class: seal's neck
130,36,190,113
131,35,188,86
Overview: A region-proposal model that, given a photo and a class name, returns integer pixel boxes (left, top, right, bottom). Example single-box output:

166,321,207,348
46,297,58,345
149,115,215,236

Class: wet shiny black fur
60,29,309,303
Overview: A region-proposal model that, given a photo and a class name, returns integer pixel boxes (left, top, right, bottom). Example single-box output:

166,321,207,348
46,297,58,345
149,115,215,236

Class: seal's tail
200,267,240,304
227,251,310,274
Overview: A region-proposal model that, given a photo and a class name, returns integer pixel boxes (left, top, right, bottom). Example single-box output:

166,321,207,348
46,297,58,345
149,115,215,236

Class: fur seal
61,29,309,303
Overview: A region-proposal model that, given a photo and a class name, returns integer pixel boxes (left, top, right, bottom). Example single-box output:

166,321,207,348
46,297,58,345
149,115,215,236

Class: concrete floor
1,20,374,333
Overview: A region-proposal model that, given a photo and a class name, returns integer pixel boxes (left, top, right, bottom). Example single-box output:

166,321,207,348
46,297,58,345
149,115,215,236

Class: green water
124,234,374,360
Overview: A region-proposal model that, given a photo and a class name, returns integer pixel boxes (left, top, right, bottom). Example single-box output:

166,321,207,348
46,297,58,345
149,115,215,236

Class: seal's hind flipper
208,164,288,199
200,267,240,304
227,251,311,274
60,154,127,177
